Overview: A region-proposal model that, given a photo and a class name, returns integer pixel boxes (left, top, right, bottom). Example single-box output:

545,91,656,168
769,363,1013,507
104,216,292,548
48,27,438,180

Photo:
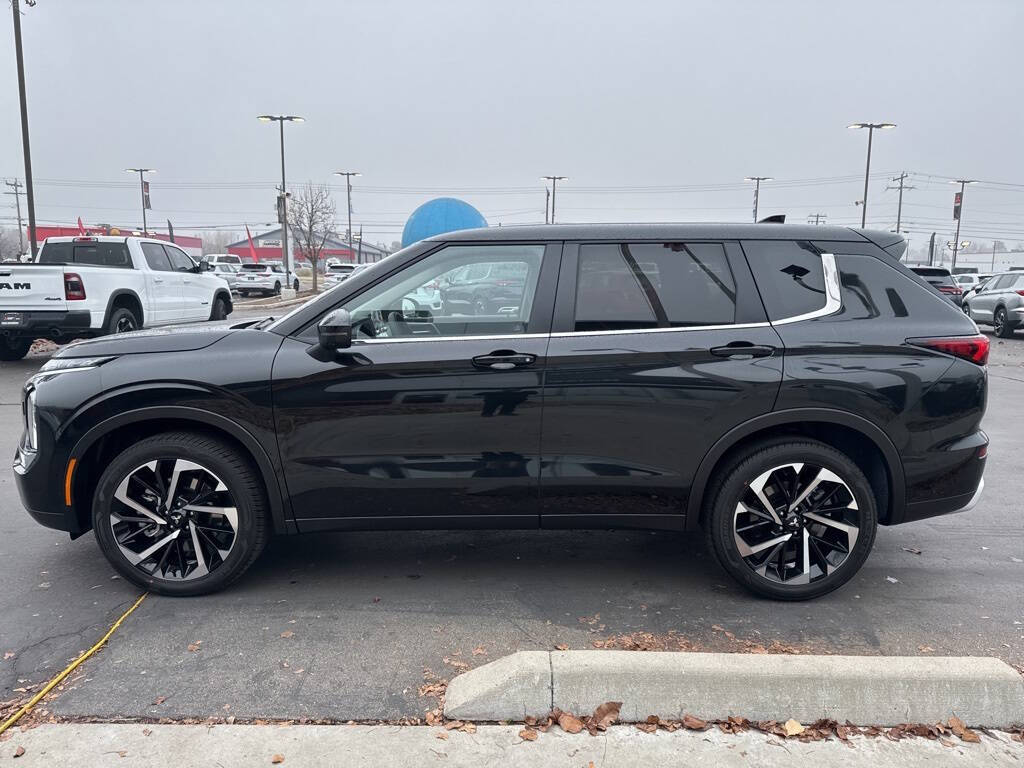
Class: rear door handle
472,351,537,370
710,343,776,360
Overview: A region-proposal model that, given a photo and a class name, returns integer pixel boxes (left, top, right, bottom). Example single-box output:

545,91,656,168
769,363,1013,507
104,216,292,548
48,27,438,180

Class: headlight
24,386,38,452
38,356,114,374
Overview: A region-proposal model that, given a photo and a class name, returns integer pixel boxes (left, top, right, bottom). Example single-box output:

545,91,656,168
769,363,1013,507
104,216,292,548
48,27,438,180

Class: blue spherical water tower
401,198,487,247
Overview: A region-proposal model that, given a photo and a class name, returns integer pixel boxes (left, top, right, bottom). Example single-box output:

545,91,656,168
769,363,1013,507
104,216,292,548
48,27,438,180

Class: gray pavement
1,723,1020,767
0,323,1021,724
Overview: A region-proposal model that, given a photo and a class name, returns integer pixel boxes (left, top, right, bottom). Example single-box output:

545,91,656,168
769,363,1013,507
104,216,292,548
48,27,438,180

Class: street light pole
848,122,896,228
125,168,156,233
744,176,772,222
334,171,361,262
949,178,978,272
542,176,567,223
11,0,38,257
258,115,304,275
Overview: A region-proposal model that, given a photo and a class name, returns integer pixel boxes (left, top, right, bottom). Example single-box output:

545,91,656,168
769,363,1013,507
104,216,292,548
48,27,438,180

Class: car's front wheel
92,431,269,596
704,438,877,600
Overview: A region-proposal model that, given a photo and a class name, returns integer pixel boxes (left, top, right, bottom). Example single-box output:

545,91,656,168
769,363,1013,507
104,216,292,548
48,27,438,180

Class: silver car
211,263,241,292
963,271,1024,337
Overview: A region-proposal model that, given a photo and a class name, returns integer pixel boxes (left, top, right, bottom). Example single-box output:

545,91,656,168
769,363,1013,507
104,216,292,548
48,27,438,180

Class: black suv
14,224,988,600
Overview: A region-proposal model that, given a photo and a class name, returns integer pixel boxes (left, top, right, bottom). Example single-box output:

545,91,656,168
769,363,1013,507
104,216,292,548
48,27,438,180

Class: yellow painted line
0,592,147,735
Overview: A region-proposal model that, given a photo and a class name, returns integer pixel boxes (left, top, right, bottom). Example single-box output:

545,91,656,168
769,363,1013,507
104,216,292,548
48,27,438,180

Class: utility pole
334,171,360,262
928,232,936,266
807,213,827,226
744,176,772,222
991,242,997,272
885,171,915,233
949,178,978,272
544,187,550,224
11,0,38,257
4,180,26,254
542,176,567,223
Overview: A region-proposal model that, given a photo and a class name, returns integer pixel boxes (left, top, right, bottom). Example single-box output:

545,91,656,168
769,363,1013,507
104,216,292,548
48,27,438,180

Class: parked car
908,265,962,306
210,263,241,292
323,263,365,288
15,224,987,600
439,260,529,315
0,236,232,360
961,274,995,308
954,273,989,290
236,262,299,296
204,253,243,268
963,271,1024,337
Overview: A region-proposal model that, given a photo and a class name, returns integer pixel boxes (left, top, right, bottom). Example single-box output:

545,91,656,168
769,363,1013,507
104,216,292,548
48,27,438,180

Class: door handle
153,278,164,283
472,351,537,370
710,343,776,360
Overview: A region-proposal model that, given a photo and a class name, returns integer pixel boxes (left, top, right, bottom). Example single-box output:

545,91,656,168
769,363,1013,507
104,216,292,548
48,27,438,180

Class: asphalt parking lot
1,316,1022,723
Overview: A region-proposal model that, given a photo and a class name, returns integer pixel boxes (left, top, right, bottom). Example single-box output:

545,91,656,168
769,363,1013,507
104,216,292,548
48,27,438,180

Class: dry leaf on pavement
783,719,805,737
949,716,981,743
471,646,486,656
271,755,285,764
13,746,25,758
590,701,622,731
519,728,538,741
280,631,294,638
558,712,584,734
554,643,568,651
682,714,707,731
187,642,201,652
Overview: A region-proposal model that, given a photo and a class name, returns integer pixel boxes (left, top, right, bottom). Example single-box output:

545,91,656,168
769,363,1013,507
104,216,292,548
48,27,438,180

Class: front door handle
710,343,776,360
472,351,537,370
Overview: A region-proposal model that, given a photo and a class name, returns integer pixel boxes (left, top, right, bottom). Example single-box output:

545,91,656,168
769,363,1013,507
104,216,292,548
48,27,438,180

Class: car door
270,241,560,531
139,242,183,324
539,240,783,530
164,245,209,320
971,274,1008,322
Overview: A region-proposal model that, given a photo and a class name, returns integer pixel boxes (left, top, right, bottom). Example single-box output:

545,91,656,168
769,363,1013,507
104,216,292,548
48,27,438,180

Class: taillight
938,284,962,295
908,334,989,365
64,272,86,300
1016,290,1024,297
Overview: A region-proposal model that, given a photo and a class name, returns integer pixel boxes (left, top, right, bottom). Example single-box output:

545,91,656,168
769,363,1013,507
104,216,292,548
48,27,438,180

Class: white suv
237,262,299,296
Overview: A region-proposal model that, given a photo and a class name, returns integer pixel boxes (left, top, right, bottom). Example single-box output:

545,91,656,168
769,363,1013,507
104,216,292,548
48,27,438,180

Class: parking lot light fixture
949,179,979,271
334,172,361,261
125,168,156,234
848,122,896,228
258,115,305,275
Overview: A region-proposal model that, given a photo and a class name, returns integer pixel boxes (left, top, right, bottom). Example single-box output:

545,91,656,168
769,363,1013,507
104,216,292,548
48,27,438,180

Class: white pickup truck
0,236,232,360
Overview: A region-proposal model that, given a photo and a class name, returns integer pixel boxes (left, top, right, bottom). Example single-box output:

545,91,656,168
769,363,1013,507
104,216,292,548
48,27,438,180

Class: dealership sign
260,239,282,248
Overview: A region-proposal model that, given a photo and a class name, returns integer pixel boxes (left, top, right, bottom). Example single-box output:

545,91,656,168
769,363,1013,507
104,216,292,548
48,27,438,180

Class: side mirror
198,260,212,272
317,309,352,350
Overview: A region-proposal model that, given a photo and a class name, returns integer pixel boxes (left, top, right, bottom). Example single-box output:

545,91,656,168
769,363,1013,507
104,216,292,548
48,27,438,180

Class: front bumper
1,309,92,341
14,444,78,533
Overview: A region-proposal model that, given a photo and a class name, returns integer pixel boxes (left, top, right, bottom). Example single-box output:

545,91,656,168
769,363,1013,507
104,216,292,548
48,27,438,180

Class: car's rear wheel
704,438,877,600
106,307,139,335
0,336,32,361
994,307,1013,338
210,296,228,321
273,281,282,296
92,431,269,596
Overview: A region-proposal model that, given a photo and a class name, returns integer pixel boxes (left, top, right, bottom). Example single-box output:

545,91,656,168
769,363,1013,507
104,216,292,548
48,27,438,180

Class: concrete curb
444,651,1024,728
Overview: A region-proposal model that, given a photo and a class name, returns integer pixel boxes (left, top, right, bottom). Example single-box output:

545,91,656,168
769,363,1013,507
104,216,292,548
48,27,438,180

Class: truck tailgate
0,266,68,313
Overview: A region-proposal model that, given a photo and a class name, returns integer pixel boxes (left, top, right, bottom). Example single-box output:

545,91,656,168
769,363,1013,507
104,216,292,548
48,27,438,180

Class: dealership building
225,227,389,266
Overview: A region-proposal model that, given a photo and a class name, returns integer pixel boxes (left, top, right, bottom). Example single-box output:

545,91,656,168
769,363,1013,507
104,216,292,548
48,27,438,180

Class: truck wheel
210,296,228,321
107,307,139,335
0,337,32,361
273,281,282,296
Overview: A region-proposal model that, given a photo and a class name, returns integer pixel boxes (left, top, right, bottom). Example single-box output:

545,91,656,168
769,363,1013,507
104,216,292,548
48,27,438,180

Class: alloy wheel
108,459,239,581
994,309,1006,336
733,463,860,586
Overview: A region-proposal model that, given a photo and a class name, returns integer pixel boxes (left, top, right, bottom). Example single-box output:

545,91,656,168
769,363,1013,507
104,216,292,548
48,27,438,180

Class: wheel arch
686,408,904,531
213,288,233,316
103,289,145,329
69,406,293,536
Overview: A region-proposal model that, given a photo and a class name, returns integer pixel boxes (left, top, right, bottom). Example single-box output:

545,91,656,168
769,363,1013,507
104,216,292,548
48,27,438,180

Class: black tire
106,306,139,335
704,438,878,601
292,278,300,292
994,307,1014,338
92,431,269,596
0,336,32,361
472,296,489,315
209,296,228,321
239,290,249,298
273,281,282,296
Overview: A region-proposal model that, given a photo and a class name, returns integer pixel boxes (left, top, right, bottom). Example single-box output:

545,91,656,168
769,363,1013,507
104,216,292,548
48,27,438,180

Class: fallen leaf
949,715,981,743
4,652,14,660
554,643,569,651
471,646,486,656
280,631,294,638
435,731,448,740
271,755,285,764
425,708,443,726
784,719,805,737
152,696,167,706
459,722,476,734
187,642,201,652
918,645,936,653
590,701,622,731
635,721,658,733
519,728,538,741
142,729,152,737
901,547,922,555
13,746,25,758
683,714,707,731
558,712,584,734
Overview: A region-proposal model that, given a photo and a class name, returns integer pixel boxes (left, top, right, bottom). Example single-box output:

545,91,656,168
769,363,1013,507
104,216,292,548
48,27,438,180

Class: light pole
125,168,156,233
744,176,772,222
848,122,896,228
258,115,304,275
542,176,567,223
12,0,38,257
949,179,978,272
334,171,360,262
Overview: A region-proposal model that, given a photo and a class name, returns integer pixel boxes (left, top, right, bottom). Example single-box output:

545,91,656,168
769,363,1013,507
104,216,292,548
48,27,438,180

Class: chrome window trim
769,252,841,325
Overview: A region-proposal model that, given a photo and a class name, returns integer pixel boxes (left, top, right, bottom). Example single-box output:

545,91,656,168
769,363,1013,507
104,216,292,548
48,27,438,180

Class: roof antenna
758,214,786,224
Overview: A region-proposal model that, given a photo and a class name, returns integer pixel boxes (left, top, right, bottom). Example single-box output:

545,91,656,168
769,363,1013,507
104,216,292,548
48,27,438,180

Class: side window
38,242,131,267
835,254,959,320
342,244,545,339
743,241,827,321
992,275,1015,290
141,242,172,272
164,246,195,272
574,242,737,332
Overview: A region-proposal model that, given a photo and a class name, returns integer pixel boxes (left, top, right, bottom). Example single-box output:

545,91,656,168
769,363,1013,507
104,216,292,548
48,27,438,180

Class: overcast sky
2,0,1022,256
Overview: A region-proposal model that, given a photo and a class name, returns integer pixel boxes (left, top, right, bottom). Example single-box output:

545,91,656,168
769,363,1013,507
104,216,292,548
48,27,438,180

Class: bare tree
201,230,240,256
287,182,337,292
0,227,21,262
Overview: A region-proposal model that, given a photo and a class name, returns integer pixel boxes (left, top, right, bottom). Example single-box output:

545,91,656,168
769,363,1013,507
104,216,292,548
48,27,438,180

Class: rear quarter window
836,254,971,323
742,240,826,321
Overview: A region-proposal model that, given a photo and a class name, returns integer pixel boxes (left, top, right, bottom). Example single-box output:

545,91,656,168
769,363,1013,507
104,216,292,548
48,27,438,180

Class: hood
56,325,235,358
